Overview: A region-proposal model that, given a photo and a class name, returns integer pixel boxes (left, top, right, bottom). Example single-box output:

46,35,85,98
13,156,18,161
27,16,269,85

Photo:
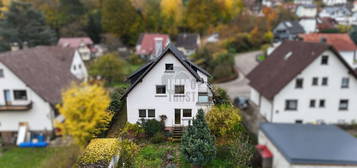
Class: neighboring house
0,46,85,143
316,17,338,31
319,6,352,25
294,0,314,5
262,0,283,7
299,33,357,69
58,37,94,61
258,123,357,168
136,33,170,60
247,41,357,124
299,18,318,33
273,21,305,41
205,33,220,43
176,33,200,56
323,0,347,6
123,44,213,128
296,4,317,18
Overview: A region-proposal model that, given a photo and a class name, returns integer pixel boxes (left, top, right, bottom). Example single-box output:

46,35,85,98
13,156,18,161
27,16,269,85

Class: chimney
320,37,327,43
154,37,163,57
10,42,19,51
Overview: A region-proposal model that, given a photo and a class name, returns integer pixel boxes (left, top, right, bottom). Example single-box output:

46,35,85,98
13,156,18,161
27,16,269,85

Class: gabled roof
0,46,78,104
58,37,93,48
176,33,199,50
247,40,357,100
123,43,210,99
279,21,305,34
299,33,357,51
136,33,170,55
261,123,357,165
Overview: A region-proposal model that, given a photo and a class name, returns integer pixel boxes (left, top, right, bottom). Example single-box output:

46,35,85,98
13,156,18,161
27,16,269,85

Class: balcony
0,101,33,111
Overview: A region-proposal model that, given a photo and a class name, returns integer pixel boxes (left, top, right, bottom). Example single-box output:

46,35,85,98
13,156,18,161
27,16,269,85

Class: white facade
251,50,357,124
126,52,212,127
323,0,347,6
0,63,54,132
294,0,314,5
258,130,357,168
71,51,88,80
299,18,317,33
296,6,317,18
319,7,351,25
78,44,92,61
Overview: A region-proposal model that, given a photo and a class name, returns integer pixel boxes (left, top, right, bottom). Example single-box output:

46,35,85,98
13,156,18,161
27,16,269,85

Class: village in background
1,0,357,168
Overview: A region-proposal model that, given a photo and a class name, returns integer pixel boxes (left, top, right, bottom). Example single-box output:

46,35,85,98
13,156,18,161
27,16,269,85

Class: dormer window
165,64,173,71
0,69,3,78
321,55,328,65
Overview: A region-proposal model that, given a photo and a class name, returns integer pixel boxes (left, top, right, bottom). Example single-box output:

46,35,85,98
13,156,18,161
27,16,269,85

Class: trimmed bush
120,122,144,139
77,138,120,167
206,105,241,138
140,119,164,138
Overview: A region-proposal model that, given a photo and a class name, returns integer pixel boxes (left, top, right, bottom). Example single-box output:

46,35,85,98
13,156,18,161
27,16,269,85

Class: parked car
233,96,250,110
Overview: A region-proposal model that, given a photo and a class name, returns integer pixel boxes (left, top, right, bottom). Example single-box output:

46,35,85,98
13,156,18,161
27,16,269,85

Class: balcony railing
0,101,33,111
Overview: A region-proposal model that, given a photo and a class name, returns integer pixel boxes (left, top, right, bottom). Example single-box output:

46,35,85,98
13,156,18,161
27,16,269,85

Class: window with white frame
321,55,328,65
285,100,298,111
319,99,325,108
198,92,209,103
0,69,4,78
295,78,303,88
312,77,318,86
339,99,349,111
165,64,174,71
175,85,185,94
182,109,192,118
138,109,156,118
322,77,328,86
309,99,316,108
341,77,349,88
156,85,166,94
13,90,27,100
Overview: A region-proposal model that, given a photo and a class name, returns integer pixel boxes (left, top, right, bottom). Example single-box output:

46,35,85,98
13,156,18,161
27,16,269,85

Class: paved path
215,51,261,100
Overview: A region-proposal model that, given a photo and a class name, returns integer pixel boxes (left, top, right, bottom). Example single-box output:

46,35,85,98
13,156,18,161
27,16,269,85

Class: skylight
284,52,293,60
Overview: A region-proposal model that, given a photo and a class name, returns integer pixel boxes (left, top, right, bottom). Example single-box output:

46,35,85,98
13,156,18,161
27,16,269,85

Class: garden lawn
0,146,78,168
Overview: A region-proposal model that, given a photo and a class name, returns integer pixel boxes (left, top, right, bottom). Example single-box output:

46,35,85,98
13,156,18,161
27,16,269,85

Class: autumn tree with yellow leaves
160,0,183,35
56,83,113,146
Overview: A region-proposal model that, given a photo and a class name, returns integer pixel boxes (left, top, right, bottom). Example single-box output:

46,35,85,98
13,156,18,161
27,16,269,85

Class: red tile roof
58,37,93,48
299,33,357,51
136,33,170,55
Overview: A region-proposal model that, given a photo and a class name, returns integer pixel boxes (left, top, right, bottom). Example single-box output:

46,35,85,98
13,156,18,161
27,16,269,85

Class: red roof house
136,33,170,57
58,37,93,48
299,33,357,51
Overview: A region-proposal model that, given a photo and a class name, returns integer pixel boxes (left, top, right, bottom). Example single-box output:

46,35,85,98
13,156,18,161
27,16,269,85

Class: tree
101,0,141,45
212,87,231,105
205,105,241,138
181,109,216,168
56,83,113,146
160,0,183,35
0,1,56,51
216,0,244,22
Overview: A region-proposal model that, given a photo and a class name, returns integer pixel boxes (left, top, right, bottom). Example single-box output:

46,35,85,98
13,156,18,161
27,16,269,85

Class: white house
123,44,213,128
319,6,351,25
294,0,314,5
136,33,170,60
0,46,86,143
323,0,347,6
296,4,317,18
299,33,357,69
247,41,357,124
257,123,357,168
299,18,318,33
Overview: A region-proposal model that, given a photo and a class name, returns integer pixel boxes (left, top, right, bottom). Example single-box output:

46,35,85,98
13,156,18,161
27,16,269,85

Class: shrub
212,87,231,105
140,119,164,138
206,105,241,138
151,132,166,144
77,138,120,167
118,140,139,168
120,122,144,139
135,145,169,167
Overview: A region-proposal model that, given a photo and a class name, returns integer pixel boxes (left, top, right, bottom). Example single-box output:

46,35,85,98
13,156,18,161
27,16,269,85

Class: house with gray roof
273,21,305,41
176,33,200,56
122,43,213,128
258,123,357,168
0,46,87,143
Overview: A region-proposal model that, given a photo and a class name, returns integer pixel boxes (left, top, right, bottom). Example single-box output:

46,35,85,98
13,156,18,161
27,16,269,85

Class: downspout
270,97,274,122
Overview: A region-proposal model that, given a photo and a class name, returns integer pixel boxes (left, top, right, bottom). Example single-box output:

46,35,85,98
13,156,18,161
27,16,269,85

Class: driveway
215,51,261,100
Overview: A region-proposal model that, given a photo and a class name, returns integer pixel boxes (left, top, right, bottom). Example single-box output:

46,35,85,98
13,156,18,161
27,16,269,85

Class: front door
174,109,181,125
4,90,11,105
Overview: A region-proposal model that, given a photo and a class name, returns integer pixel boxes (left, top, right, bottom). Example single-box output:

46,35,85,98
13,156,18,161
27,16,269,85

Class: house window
78,64,82,69
341,77,349,88
319,100,325,108
13,90,27,100
0,69,4,78
339,99,349,111
198,92,209,103
312,77,319,86
175,85,185,94
139,109,146,118
295,78,303,88
148,109,155,118
73,65,77,70
183,109,192,117
285,100,298,111
322,77,328,86
309,100,316,108
156,85,166,94
321,55,328,65
165,64,174,71
295,120,303,124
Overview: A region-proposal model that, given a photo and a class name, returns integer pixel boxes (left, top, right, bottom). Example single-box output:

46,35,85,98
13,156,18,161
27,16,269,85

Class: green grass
135,144,171,168
0,146,77,168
